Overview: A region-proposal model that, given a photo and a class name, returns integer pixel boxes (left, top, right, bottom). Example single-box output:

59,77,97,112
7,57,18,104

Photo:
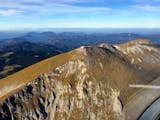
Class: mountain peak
118,39,151,47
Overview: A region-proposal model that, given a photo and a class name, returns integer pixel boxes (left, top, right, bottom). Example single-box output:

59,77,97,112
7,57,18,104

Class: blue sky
0,0,160,29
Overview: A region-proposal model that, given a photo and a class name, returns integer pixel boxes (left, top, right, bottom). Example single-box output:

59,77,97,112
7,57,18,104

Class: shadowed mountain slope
0,39,159,120
0,41,62,79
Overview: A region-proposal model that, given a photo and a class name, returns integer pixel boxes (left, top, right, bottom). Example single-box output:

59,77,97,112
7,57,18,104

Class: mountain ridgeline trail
0,39,159,120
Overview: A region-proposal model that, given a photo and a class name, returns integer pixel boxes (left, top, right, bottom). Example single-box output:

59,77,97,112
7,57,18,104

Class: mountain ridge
0,39,159,120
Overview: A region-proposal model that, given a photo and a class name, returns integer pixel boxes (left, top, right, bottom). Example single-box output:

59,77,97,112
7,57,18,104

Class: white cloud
0,9,22,16
0,0,110,16
132,0,160,3
132,4,160,12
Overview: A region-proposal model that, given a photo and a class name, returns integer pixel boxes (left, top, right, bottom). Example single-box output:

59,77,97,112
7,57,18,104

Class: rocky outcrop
0,60,124,120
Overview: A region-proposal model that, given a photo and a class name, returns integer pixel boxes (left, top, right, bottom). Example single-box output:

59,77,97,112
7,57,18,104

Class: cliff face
0,40,159,120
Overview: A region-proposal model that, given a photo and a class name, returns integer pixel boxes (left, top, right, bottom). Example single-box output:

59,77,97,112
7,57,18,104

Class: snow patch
131,58,134,64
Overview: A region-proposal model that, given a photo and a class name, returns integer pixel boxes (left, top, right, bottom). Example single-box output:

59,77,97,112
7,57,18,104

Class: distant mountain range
1,32,160,48
0,31,159,79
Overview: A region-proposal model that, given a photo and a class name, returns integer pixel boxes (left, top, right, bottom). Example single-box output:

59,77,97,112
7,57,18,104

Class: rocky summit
0,39,159,120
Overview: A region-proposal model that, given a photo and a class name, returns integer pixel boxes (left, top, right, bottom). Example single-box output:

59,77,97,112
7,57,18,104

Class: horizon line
1,27,160,31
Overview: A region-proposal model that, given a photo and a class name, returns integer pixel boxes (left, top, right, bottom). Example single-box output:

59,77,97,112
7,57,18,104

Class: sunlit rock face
0,60,124,120
0,40,159,120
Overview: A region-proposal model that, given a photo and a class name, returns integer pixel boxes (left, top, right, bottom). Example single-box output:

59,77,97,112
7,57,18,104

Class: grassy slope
0,50,79,102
